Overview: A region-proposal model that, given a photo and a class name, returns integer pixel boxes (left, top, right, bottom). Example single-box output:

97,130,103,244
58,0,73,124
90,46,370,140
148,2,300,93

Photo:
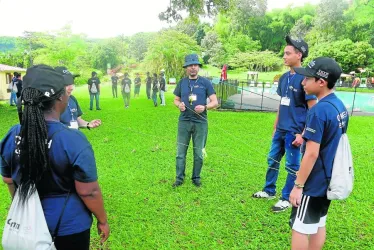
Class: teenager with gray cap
172,54,218,187
0,65,110,249
253,36,317,212
289,57,348,250
56,66,102,129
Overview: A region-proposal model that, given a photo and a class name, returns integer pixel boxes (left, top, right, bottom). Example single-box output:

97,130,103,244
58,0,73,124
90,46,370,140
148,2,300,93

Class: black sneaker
172,180,183,188
192,179,201,187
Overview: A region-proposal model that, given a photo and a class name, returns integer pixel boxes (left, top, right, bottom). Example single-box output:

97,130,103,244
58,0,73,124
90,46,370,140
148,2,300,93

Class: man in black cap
56,66,102,130
87,71,101,110
289,57,348,250
111,73,119,98
121,73,132,108
253,36,317,212
172,53,218,187
134,73,141,98
146,72,152,99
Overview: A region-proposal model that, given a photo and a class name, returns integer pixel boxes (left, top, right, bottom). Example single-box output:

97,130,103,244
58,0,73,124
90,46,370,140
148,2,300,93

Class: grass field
0,83,373,249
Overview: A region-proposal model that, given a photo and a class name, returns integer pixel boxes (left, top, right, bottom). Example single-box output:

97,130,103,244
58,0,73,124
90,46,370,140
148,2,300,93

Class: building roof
0,64,26,72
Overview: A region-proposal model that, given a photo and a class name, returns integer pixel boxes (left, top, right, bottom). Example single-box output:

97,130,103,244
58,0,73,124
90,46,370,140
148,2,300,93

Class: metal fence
212,80,374,116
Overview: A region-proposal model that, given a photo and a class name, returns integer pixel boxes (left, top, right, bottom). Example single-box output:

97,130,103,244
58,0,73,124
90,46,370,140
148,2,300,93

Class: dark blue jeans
152,91,158,106
263,130,301,200
176,120,208,182
89,93,100,110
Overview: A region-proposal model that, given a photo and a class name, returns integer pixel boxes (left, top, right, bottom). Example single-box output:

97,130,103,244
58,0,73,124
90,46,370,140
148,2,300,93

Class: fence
212,80,374,116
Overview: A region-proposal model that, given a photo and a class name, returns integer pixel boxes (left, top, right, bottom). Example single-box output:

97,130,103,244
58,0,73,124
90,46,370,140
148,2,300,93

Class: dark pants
263,130,301,200
152,91,158,106
89,93,100,110
176,120,208,182
146,87,151,99
122,92,130,107
54,229,90,250
112,85,118,98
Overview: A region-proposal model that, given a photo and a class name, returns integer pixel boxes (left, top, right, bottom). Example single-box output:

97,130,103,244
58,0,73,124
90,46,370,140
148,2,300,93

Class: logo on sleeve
306,127,316,134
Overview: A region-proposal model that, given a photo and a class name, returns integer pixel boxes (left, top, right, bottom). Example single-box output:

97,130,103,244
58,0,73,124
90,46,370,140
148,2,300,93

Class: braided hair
17,87,65,204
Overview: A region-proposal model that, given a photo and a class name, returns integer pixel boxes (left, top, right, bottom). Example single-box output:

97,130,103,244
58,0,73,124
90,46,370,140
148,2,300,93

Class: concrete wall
0,72,12,100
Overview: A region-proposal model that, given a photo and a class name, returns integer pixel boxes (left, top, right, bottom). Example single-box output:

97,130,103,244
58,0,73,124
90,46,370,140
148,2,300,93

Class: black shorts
289,194,331,234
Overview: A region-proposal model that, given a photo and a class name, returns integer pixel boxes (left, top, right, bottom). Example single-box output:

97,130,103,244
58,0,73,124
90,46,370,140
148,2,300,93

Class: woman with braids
0,65,110,249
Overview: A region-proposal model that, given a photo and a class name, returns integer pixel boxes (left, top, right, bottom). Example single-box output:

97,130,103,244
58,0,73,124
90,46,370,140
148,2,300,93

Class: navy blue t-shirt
0,121,98,236
302,93,349,197
277,72,316,133
60,95,83,126
173,76,216,123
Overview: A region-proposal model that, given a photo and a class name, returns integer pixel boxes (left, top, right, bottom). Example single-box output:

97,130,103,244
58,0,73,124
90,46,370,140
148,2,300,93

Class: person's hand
97,221,110,244
292,134,304,147
289,187,303,207
89,119,102,129
194,105,206,114
178,102,186,112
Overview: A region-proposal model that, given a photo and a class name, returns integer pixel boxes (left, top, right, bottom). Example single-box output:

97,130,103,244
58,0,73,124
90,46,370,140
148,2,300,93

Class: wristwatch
86,122,91,130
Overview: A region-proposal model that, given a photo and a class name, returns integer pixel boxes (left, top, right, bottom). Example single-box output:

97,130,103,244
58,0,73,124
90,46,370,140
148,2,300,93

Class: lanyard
188,77,199,95
285,72,296,97
67,99,75,121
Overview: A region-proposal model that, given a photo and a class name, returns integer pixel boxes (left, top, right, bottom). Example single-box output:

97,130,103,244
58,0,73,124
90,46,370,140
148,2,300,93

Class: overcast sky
0,0,321,38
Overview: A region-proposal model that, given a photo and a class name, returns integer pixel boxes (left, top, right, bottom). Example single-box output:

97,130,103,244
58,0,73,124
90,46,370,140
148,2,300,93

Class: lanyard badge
188,78,198,105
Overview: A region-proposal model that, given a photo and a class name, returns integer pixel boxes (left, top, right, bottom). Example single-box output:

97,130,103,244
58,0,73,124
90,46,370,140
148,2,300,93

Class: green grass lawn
0,83,373,249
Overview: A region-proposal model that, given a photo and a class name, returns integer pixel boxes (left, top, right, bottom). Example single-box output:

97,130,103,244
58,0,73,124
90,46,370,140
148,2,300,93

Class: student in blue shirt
0,65,110,249
56,66,102,130
253,36,317,212
289,57,348,250
172,54,218,187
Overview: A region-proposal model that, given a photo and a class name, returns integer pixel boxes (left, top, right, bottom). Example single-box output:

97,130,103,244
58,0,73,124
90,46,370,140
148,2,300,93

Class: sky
0,0,321,38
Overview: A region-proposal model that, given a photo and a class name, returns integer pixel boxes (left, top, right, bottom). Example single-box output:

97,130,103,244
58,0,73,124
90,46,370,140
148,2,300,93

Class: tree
128,32,156,62
144,30,200,81
307,39,374,72
91,37,127,72
159,0,231,22
307,0,349,44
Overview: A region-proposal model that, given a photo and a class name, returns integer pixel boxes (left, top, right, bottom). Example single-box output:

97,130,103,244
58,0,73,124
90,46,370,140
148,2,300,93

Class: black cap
285,35,308,58
23,65,65,97
183,54,202,68
55,66,74,86
294,57,342,83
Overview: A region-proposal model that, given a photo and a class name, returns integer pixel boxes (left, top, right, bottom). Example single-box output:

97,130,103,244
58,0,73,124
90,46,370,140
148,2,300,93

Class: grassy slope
0,83,373,249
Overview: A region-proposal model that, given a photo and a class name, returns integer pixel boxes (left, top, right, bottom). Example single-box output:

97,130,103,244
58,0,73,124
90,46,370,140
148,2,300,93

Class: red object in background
221,64,228,81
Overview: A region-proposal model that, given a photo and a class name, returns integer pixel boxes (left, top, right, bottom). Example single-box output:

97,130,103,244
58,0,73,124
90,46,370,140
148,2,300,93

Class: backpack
2,130,70,250
91,82,98,94
12,83,18,93
321,101,353,200
124,84,130,93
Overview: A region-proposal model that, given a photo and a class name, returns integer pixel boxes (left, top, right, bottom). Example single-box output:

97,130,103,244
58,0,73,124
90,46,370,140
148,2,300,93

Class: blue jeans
89,93,100,110
176,121,208,182
152,91,158,106
9,92,17,105
263,130,301,200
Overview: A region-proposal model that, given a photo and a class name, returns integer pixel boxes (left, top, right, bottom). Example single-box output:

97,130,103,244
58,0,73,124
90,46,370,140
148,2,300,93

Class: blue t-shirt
277,72,316,133
173,76,216,123
60,95,83,126
302,93,349,197
0,121,98,236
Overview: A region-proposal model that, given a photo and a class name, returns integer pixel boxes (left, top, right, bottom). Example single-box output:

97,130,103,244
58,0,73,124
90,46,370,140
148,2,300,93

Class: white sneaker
252,191,276,199
272,199,291,213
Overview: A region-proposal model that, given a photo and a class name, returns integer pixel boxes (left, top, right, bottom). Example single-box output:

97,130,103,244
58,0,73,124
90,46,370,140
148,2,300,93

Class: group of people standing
111,70,166,108
1,38,351,249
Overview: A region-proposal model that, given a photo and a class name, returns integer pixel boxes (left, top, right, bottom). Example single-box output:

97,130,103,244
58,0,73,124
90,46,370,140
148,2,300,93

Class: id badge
189,94,197,104
69,121,79,130
281,97,290,106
